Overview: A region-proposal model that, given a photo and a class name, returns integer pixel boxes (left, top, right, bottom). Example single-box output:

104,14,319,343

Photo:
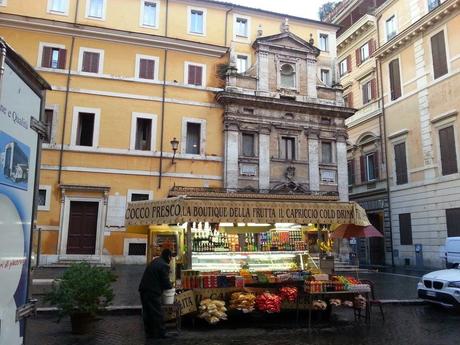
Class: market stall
124,194,373,327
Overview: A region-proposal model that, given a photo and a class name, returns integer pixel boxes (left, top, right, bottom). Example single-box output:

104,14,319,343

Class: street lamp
170,137,179,164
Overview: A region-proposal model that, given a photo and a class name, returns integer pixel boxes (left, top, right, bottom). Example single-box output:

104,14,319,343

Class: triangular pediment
253,32,320,56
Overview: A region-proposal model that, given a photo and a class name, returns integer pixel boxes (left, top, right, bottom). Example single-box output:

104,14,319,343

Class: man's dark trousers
140,291,165,338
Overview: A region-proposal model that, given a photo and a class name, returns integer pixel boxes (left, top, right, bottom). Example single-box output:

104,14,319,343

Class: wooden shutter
347,55,352,73
347,91,353,108
58,49,67,69
446,208,460,237
394,142,408,185
439,126,458,175
389,59,401,100
372,151,379,179
360,155,366,183
139,59,155,79
368,39,376,55
431,31,448,79
195,65,203,86
188,65,196,84
91,53,100,73
355,48,361,66
399,213,413,245
348,158,355,185
41,47,52,68
370,79,377,100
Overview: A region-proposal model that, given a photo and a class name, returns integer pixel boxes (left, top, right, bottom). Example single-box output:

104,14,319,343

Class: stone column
336,132,349,201
259,127,271,191
256,49,270,96
307,129,320,192
224,121,239,190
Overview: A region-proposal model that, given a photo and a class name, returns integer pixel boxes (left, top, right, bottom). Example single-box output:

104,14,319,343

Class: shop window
431,30,448,79
389,58,402,100
87,0,105,19
135,118,152,151
41,46,66,69
235,17,249,37
48,0,68,14
186,63,204,86
80,48,103,74
242,133,255,157
320,69,330,86
131,193,150,201
399,213,413,245
237,55,248,73
321,142,333,164
141,0,158,28
319,33,329,51
189,8,205,34
43,109,54,144
280,64,295,88
428,0,441,11
394,142,408,185
76,112,95,146
446,208,460,237
439,126,458,175
280,137,295,161
186,122,201,154
385,15,397,41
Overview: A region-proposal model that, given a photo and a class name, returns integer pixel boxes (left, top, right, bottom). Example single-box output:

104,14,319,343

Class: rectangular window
428,0,441,11
142,1,157,27
446,208,460,237
186,122,201,154
366,153,377,181
139,58,155,80
399,213,413,245
394,142,408,185
131,193,150,202
347,160,354,185
242,133,255,157
439,126,458,175
236,55,248,73
187,64,204,86
431,30,448,79
41,46,66,69
339,58,348,76
37,185,51,211
81,51,101,74
386,15,397,41
76,112,95,146
389,58,402,100
319,34,329,51
190,9,204,34
135,118,152,151
320,69,330,86
88,0,104,19
362,80,372,104
236,17,248,37
321,142,333,164
49,0,68,13
43,109,54,144
360,43,370,62
280,137,295,161
38,189,47,206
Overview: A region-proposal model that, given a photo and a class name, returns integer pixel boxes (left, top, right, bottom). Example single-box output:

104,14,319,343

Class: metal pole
36,228,42,268
0,39,6,101
186,223,192,269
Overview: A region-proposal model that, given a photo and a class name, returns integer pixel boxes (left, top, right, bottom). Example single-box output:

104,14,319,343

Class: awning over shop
124,196,370,227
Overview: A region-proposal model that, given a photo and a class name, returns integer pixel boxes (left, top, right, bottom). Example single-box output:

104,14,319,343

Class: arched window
280,63,295,88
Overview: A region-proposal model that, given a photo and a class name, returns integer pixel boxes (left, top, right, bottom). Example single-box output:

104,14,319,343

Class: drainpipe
376,13,395,267
57,0,79,184
165,0,169,37
224,6,234,47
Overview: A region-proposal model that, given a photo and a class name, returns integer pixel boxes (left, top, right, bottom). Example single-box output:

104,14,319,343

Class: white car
417,268,460,308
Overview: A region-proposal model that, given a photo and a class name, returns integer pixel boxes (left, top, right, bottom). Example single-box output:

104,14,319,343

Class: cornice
337,14,377,50
375,0,460,60
0,13,228,57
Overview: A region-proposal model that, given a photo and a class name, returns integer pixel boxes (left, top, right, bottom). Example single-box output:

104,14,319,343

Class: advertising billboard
0,60,42,344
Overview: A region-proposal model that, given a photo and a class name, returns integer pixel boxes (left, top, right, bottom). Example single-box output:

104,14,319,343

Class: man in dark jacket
139,248,173,339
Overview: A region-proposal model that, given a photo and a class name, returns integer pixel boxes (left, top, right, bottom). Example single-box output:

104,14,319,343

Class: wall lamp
170,137,179,164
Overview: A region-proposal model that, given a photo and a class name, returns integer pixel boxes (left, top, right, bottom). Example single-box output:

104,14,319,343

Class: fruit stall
125,193,373,327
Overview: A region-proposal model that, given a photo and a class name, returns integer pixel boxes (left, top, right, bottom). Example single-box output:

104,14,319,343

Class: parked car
445,237,460,268
417,268,460,308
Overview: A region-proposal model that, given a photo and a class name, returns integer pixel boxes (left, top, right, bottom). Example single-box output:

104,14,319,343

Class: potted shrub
45,262,117,334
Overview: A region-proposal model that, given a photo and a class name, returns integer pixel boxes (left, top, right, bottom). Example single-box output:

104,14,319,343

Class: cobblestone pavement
26,305,460,345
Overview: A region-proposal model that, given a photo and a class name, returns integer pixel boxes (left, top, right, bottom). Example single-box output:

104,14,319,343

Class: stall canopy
124,196,370,228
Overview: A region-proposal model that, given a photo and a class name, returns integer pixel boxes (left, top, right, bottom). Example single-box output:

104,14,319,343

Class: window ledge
431,110,458,125
140,24,159,30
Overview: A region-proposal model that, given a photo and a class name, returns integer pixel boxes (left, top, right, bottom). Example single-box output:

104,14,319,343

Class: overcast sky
213,0,338,20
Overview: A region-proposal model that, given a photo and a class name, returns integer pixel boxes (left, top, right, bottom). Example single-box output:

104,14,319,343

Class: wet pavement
32,265,423,306
26,305,460,345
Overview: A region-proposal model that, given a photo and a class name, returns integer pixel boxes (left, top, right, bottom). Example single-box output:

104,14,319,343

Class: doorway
368,213,385,265
67,201,99,255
